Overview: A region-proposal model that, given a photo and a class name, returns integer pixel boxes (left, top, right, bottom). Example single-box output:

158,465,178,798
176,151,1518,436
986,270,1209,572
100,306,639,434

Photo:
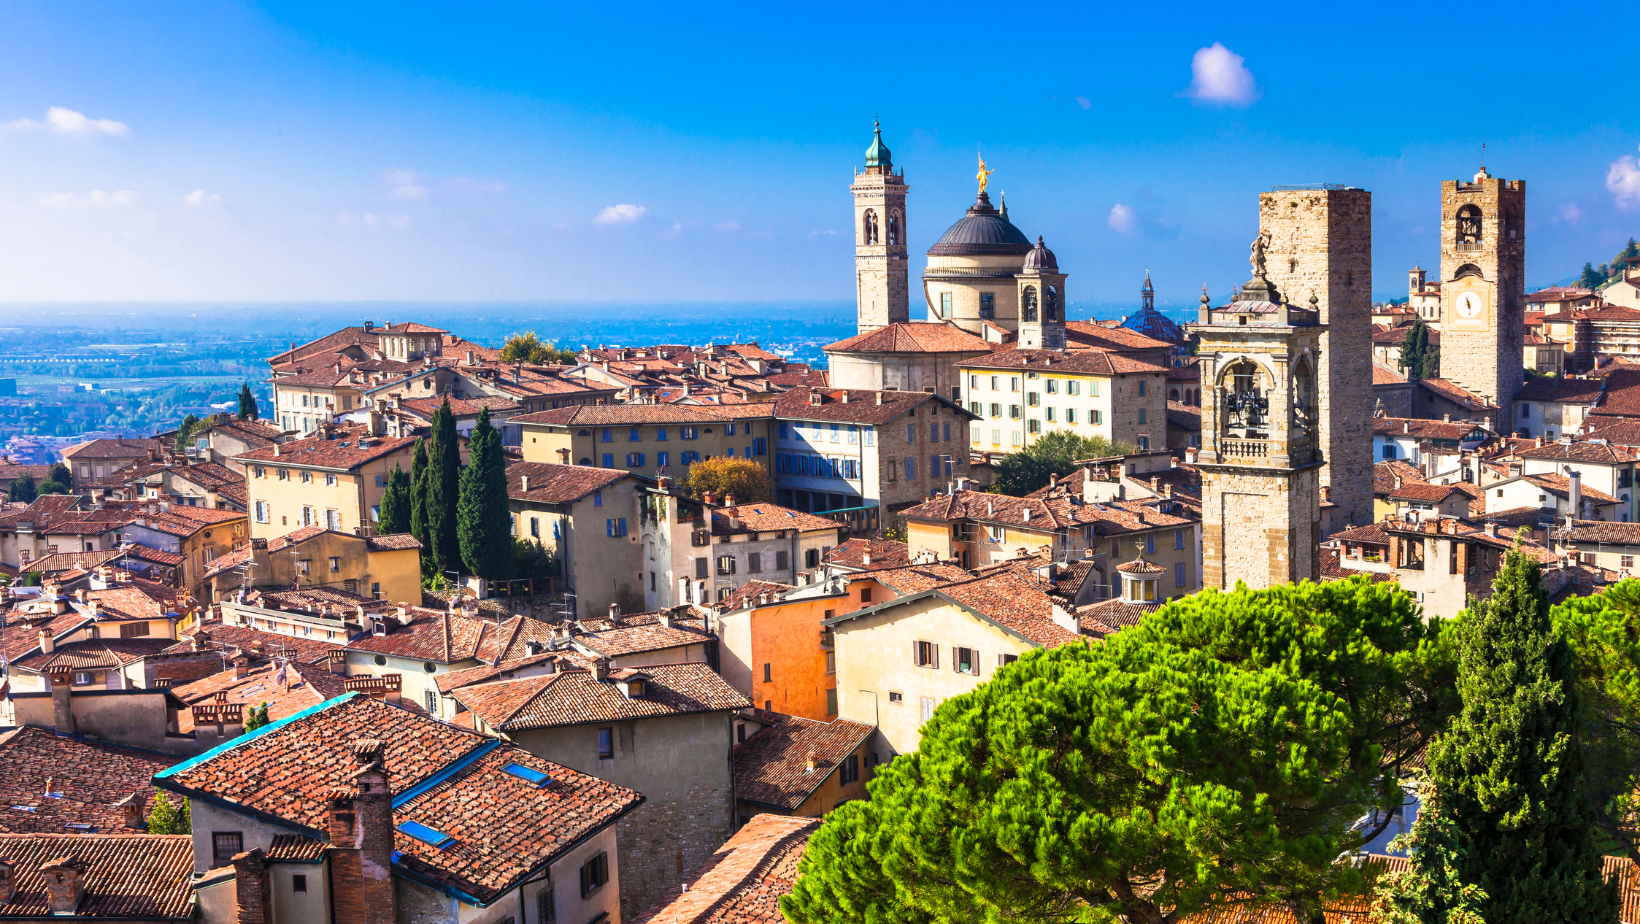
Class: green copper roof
864,122,891,168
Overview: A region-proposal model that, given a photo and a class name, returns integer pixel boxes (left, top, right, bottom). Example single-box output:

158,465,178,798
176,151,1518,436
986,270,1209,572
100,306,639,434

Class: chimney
593,658,611,682
40,857,86,915
1320,485,1331,503
519,474,530,492
382,674,402,704
862,552,871,566
1443,413,1451,422
232,653,251,680
0,858,13,904
657,475,671,490
48,668,74,735
724,494,737,507
349,741,396,924
805,752,817,773
607,603,621,624
702,492,717,506
233,850,272,924
327,650,348,675
38,628,54,655
1403,421,1410,434
116,792,145,830
1570,470,1583,519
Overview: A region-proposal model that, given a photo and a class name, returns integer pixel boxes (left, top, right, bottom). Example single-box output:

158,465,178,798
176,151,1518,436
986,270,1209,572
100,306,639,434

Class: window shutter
912,641,920,666
931,643,938,669
580,863,591,897
972,652,980,677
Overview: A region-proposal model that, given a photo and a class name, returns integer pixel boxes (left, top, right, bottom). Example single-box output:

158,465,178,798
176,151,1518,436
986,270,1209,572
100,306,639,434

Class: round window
424,662,437,673
373,655,386,666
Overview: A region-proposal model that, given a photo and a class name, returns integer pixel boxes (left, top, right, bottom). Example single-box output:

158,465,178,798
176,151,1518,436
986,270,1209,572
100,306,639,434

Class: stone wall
853,169,910,333
613,782,734,920
874,400,971,519
1201,466,1321,590
1258,188,1373,530
1439,175,1526,414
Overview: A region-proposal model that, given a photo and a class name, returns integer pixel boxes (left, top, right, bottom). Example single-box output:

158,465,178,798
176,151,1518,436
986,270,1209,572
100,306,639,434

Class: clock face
1456,292,1482,319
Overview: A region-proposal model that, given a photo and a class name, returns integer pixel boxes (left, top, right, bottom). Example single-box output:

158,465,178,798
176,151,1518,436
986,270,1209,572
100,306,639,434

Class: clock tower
1439,168,1525,416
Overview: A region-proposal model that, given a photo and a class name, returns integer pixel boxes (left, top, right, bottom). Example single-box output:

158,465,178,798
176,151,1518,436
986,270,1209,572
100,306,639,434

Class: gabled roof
1517,439,1640,465
452,662,750,730
825,568,1079,649
235,431,417,471
772,387,972,425
1517,377,1605,403
956,349,1169,376
154,693,644,905
506,462,630,505
732,714,875,811
629,814,819,924
0,834,194,920
0,727,176,835
823,321,990,355
823,538,911,571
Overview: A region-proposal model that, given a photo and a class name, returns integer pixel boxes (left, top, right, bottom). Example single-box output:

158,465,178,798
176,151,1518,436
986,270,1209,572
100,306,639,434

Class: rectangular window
998,653,1018,667
888,691,903,703
278,468,288,481
864,428,874,446
717,555,736,575
904,457,915,480
907,424,916,443
775,549,789,570
1137,380,1147,396
695,557,709,579
1027,392,1039,407
826,687,839,715
597,728,614,760
826,650,837,674
1138,408,1147,425
779,421,789,439
579,852,610,897
748,552,762,573
255,501,269,523
325,509,341,530
1136,436,1149,451
629,427,641,442
592,490,603,506
212,832,243,868
1066,408,1077,424
1027,419,1041,434
606,518,627,537
1145,534,1155,554
971,401,983,416
1045,407,1056,422
921,697,935,723
681,427,698,440
992,429,1001,444
840,753,859,784
970,374,979,390
979,292,995,318
293,874,308,893
1091,410,1103,425
1046,379,1059,395
914,640,938,668
1176,562,1188,587
989,402,1001,417
301,507,314,527
1011,431,1022,446
602,453,614,468
538,888,556,924
830,424,840,443
600,429,613,442
325,473,337,486
329,556,341,572
1175,529,1185,550
1010,377,1020,392
1089,381,1100,397
940,292,952,318
726,423,737,436
754,437,766,455
656,451,669,467
656,427,668,441
1069,381,1081,396
300,471,312,483
1008,405,1021,419
1624,555,1635,569
953,646,978,675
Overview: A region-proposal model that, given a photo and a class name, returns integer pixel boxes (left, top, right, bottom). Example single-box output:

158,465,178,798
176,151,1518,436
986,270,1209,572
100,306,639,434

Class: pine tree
243,702,271,731
1579,262,1606,289
237,383,258,420
377,463,412,536
7,473,37,503
1399,320,1430,382
458,408,513,580
425,396,462,577
1379,549,1620,924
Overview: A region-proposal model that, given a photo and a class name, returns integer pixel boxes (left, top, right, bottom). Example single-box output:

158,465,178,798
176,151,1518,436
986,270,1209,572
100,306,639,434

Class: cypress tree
1399,320,1429,382
1380,549,1620,923
237,383,258,420
376,463,412,536
425,396,462,577
458,407,513,580
409,438,431,559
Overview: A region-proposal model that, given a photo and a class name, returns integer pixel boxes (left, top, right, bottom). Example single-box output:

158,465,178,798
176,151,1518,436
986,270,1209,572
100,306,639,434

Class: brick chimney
350,740,396,924
326,650,348,675
0,857,14,904
232,653,251,680
232,849,272,924
47,668,74,735
592,658,611,682
38,628,54,655
116,792,145,830
40,857,86,915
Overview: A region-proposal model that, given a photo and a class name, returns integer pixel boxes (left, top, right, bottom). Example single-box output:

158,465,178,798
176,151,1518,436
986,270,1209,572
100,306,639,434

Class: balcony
1454,240,1484,252
1219,439,1270,459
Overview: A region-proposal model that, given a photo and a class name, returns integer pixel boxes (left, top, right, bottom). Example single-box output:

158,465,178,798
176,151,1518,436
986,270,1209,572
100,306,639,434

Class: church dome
1022,236,1058,271
864,122,891,168
927,192,1033,257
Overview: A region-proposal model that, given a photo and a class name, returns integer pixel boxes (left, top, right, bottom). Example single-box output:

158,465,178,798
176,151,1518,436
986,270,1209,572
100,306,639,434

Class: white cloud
1559,202,1583,222
39,189,139,209
1075,96,1093,111
1609,149,1640,210
1180,43,1260,107
715,220,739,231
184,189,222,207
595,203,648,224
383,169,430,200
808,229,838,237
1108,203,1135,234
7,106,128,135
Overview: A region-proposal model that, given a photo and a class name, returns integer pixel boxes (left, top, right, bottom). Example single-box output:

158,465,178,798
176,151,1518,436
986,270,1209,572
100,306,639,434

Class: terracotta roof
713,581,794,614
1557,519,1640,546
0,833,193,920
512,404,762,426
235,430,416,471
831,568,1080,648
823,538,910,571
822,322,990,355
155,693,643,905
433,651,592,694
1517,439,1640,464
267,833,327,862
1076,598,1157,637
571,615,714,658
1517,377,1605,403
179,621,345,665
732,714,874,810
60,438,164,461
1060,320,1174,354
955,349,1170,376
1372,417,1488,441
1372,363,1408,386
172,661,349,733
1389,482,1469,503
0,727,176,834
1329,522,1389,546
13,637,182,673
1417,378,1499,413
714,502,838,535
1520,472,1620,504
1371,325,1440,346
629,814,819,924
506,462,630,504
345,609,499,663
1115,558,1166,574
20,549,124,575
900,488,1195,536
772,387,969,426
452,662,750,730
399,395,523,419
1373,459,1427,495
864,562,973,596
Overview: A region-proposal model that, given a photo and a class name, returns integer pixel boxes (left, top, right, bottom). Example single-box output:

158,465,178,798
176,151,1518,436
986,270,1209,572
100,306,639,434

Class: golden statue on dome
976,154,993,195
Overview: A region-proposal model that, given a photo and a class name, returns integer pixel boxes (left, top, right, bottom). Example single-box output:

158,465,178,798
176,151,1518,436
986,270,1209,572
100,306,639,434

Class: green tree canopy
1380,550,1619,923
173,414,202,452
425,397,462,576
1399,319,1437,382
146,791,190,835
7,473,37,503
243,702,271,732
683,456,772,504
458,407,513,580
237,383,258,420
410,437,431,557
1579,262,1607,289
785,576,1456,924
376,463,412,536
991,430,1131,496
499,330,576,365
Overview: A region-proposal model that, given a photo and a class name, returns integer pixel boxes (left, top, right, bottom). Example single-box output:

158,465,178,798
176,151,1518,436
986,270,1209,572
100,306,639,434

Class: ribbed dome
1022,236,1058,271
927,192,1033,257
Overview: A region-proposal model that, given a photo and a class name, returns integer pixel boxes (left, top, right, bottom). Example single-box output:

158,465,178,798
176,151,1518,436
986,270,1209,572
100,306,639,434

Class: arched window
1456,205,1482,245
1169,388,1180,401
862,209,879,245
1045,286,1060,321
1021,286,1038,322
887,210,901,245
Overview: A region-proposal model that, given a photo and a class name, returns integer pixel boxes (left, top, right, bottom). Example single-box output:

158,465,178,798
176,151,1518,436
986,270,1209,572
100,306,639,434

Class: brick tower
1196,281,1326,589
1439,168,1525,416
852,122,910,334
1256,186,1373,530
1016,236,1067,349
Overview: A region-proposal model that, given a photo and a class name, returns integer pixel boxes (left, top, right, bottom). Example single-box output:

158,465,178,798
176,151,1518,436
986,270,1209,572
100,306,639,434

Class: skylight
396,820,454,848
501,762,552,787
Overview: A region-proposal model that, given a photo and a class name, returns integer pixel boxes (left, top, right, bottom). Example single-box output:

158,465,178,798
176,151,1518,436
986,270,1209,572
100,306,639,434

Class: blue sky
0,1,1633,307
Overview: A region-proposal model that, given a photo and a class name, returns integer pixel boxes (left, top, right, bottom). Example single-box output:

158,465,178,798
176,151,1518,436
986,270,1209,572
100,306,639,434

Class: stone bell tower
852,122,909,334
1256,186,1372,530
1439,168,1525,415
1196,276,1326,590
1016,236,1067,349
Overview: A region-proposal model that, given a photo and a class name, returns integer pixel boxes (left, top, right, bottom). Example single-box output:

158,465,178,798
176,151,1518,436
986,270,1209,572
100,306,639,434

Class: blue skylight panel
396,820,454,848
502,762,551,786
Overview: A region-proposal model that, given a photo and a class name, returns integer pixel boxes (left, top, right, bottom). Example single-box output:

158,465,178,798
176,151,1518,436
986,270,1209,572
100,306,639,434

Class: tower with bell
1195,259,1326,590
1439,166,1525,410
851,123,910,334
1016,236,1067,349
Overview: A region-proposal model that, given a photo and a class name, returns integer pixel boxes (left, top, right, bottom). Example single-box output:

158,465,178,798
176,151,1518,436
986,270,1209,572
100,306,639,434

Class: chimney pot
40,857,86,915
519,474,529,492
